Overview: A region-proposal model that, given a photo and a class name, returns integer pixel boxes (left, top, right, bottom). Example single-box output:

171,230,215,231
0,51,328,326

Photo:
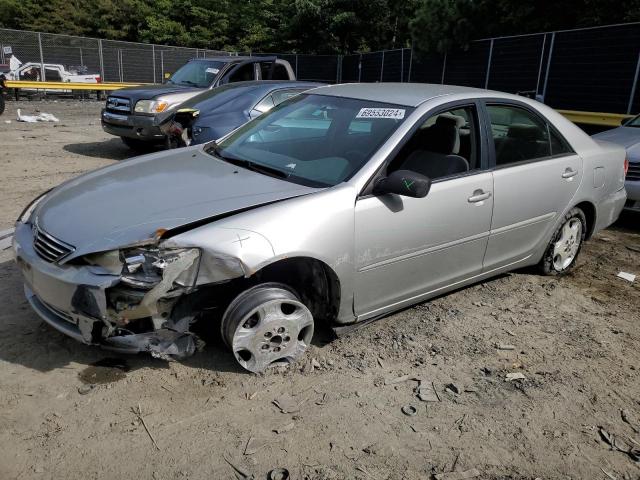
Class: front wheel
539,207,586,275
221,283,314,373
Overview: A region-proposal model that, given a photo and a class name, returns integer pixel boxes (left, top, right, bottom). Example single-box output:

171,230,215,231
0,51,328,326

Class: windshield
208,94,414,187
168,61,226,88
627,114,640,127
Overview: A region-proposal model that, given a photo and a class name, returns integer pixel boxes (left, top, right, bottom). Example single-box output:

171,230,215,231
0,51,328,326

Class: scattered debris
505,372,526,381
599,426,640,462
273,422,295,434
133,403,160,451
600,467,617,480
626,245,640,254
268,468,290,480
243,437,264,455
616,271,636,283
434,468,481,479
416,381,440,402
77,384,96,395
377,357,384,368
495,343,516,351
444,383,460,395
16,109,59,123
273,395,301,414
385,374,419,385
310,358,321,370
401,405,418,416
223,454,254,479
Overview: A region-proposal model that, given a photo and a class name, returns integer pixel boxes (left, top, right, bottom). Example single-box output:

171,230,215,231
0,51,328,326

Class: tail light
95,76,102,83
624,156,629,176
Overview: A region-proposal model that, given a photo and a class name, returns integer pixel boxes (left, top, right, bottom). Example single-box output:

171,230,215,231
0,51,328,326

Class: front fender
162,226,275,284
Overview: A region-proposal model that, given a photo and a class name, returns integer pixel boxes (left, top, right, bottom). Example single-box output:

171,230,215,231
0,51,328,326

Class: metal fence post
541,32,556,102
408,47,413,83
118,49,123,82
98,39,105,81
535,34,547,95
37,32,46,81
484,39,494,89
295,54,298,77
79,47,83,66
628,50,640,114
441,53,447,84
358,54,362,82
152,44,156,83
380,50,385,82
400,48,404,82
336,55,342,83
160,50,164,80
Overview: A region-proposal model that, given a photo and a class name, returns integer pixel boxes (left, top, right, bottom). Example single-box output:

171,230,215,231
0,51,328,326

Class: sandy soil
0,100,639,480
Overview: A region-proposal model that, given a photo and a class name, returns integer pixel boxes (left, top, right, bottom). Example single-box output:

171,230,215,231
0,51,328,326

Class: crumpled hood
34,147,318,257
592,127,640,149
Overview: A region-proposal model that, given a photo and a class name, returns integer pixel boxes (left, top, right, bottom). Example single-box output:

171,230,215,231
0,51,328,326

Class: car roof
310,82,492,107
188,56,282,63
213,80,325,91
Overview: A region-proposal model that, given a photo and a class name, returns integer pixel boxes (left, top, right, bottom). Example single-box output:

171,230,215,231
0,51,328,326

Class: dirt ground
0,100,639,480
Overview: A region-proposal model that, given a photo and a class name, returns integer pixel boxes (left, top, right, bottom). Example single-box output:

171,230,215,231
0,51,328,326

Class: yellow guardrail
5,80,146,91
557,109,634,127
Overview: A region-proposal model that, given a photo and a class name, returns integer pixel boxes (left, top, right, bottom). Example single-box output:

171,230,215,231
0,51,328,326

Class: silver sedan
13,83,627,373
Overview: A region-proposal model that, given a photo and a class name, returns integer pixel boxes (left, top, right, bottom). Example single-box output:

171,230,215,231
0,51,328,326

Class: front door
354,104,494,317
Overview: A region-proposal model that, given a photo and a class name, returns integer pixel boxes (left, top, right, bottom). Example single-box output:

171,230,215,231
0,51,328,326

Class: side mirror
373,170,431,198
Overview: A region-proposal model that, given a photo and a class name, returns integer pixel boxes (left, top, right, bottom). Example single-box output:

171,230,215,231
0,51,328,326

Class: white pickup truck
5,56,100,83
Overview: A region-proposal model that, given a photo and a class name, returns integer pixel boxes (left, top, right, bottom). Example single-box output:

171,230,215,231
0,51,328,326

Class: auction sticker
356,108,405,119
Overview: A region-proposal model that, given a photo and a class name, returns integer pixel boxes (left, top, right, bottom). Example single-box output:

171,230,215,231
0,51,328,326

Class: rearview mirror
373,170,431,198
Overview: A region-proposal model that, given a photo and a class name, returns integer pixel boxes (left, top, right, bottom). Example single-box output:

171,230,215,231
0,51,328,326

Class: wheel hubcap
231,299,314,373
552,218,582,271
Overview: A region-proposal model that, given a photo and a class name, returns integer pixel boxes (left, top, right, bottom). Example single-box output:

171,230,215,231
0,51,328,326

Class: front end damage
87,246,201,359
14,221,249,360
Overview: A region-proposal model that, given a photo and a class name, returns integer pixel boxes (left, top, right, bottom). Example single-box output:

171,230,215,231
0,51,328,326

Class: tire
539,207,587,276
221,283,314,373
120,136,155,152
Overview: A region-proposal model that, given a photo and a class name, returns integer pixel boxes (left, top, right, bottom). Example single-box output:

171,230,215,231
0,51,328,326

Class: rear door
480,101,582,270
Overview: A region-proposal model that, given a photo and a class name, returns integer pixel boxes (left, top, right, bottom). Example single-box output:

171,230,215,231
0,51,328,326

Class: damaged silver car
14,83,627,373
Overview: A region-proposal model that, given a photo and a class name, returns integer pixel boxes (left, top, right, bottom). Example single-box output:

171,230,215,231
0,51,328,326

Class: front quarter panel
165,184,357,323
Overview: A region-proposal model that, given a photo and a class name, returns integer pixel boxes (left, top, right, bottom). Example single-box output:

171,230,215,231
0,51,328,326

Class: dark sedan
159,80,324,147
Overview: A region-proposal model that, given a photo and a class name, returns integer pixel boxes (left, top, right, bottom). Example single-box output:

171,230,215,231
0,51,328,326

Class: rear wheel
539,207,586,275
0,94,5,116
221,283,314,373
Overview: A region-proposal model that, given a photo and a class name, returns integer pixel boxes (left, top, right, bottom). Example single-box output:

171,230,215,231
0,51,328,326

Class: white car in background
593,114,640,212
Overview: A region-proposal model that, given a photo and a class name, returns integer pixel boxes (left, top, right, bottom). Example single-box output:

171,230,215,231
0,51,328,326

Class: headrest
435,113,465,129
507,123,545,142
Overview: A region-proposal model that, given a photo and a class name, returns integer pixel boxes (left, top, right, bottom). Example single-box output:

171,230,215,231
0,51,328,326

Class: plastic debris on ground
16,109,59,123
616,271,636,283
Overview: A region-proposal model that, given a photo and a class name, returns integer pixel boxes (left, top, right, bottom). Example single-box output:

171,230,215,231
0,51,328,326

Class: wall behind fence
1,23,639,114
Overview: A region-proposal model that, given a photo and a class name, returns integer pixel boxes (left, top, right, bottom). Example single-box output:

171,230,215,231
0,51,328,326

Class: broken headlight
120,247,200,290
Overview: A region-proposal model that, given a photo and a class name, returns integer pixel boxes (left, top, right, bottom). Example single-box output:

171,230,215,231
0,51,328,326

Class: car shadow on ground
0,258,253,377
62,138,164,161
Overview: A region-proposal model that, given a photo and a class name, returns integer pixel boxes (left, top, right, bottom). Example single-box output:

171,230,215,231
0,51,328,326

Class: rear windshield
168,61,226,88
208,94,414,187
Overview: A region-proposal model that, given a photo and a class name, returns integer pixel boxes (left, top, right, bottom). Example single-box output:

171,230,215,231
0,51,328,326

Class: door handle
562,168,578,179
468,190,492,203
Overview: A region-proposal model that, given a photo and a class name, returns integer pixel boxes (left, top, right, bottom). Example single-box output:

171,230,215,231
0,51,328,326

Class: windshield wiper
209,145,288,179
178,80,199,87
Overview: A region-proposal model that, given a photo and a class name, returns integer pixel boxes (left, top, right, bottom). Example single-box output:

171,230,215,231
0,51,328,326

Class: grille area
106,96,131,114
33,225,75,263
627,163,640,181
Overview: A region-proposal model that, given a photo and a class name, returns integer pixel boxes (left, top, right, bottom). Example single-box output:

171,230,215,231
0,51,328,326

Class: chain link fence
1,23,639,113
